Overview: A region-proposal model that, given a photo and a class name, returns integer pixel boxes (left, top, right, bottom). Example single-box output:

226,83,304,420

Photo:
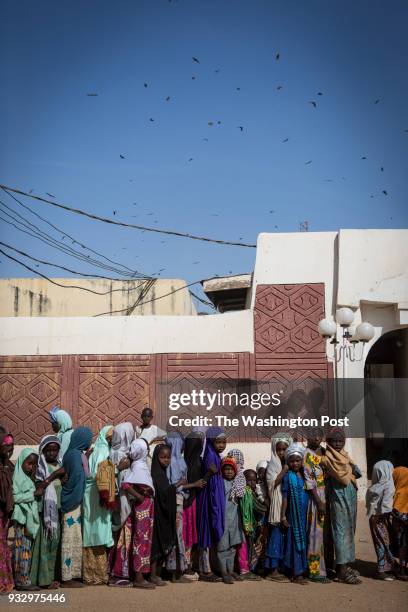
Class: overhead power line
0,185,257,248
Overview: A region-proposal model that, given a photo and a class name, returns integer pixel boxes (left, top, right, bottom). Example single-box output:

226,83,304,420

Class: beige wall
0,278,196,317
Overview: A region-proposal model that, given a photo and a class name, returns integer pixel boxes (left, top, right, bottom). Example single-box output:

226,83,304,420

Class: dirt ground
1,504,407,612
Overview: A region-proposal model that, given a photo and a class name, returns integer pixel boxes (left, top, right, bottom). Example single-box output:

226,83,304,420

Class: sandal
149,578,167,586
222,575,234,584
133,581,156,589
231,572,244,582
336,572,361,585
375,573,394,581
241,572,262,581
199,573,221,583
292,577,309,585
265,574,290,582
309,576,332,584
108,579,132,588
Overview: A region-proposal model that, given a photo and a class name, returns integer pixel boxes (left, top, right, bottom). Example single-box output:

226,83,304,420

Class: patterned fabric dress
0,512,13,593
13,526,34,587
61,506,82,581
304,449,327,579
109,492,154,578
369,514,395,573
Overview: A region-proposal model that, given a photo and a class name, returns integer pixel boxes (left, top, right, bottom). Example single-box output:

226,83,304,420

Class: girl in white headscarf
264,432,292,581
366,460,395,580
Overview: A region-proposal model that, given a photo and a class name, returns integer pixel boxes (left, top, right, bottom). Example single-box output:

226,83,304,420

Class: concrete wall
0,278,197,317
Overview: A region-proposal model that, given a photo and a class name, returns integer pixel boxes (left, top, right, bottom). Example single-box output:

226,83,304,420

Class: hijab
183,432,204,509
88,426,112,477
36,435,61,539
257,460,268,471
109,422,134,529
49,408,73,458
227,448,246,503
366,460,394,518
321,431,355,486
197,426,226,548
11,448,40,538
124,439,154,491
165,431,187,485
285,442,306,461
61,427,92,513
266,432,293,525
151,444,177,561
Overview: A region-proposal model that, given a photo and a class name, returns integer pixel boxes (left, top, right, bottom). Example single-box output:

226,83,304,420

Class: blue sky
0,0,407,308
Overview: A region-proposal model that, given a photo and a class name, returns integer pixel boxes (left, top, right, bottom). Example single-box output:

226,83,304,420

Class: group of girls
0,409,407,594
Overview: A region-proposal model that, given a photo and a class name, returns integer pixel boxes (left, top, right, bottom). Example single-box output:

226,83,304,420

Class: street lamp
317,308,375,378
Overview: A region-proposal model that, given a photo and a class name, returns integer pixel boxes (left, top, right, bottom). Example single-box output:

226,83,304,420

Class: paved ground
1,504,407,612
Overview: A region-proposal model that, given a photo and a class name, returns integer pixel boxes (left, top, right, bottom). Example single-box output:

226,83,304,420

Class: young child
112,438,155,589
241,469,268,574
280,443,309,584
392,464,408,581
60,426,93,588
366,460,395,580
12,449,40,591
150,444,185,585
165,432,188,579
265,432,292,581
256,460,269,508
0,432,15,594
30,435,62,589
197,427,227,581
217,457,244,584
304,429,330,583
320,428,361,585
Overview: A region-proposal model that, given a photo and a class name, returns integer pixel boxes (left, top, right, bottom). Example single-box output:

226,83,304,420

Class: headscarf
50,408,73,458
393,466,408,514
256,460,268,471
165,431,187,485
227,449,246,502
183,432,204,509
151,444,177,561
61,427,92,513
36,435,61,539
11,448,40,537
124,439,154,491
88,426,112,477
320,431,355,487
221,456,237,474
109,422,135,529
0,436,14,516
366,460,394,518
266,432,293,525
197,427,226,548
285,442,306,461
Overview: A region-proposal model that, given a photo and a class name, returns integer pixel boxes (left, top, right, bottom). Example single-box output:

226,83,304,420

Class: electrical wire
0,185,257,248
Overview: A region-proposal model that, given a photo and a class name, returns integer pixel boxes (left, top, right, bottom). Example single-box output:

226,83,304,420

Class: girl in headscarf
280,442,309,584
109,422,134,534
49,407,74,459
241,469,268,575
82,426,114,586
0,432,14,594
217,457,245,584
392,464,408,580
30,435,62,589
320,428,361,585
264,432,292,581
110,438,155,589
60,426,93,587
165,432,188,577
197,427,226,581
366,460,395,580
304,429,331,583
150,444,178,584
12,449,40,591
227,448,259,580
182,431,208,573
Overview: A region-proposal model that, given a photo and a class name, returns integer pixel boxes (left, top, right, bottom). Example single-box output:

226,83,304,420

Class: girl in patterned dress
0,432,14,594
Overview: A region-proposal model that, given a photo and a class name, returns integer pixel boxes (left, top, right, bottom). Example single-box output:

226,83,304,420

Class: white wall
0,310,253,356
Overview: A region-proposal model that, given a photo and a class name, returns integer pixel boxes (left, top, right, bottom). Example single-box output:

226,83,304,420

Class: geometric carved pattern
1,284,331,443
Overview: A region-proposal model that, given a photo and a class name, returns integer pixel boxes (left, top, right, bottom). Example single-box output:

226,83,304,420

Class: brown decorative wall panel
0,283,332,443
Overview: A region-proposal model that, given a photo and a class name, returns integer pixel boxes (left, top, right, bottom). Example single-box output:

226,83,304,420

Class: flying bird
188,158,194,162
208,121,214,126
120,154,126,159
29,189,34,194
214,69,220,74
193,261,200,264
192,76,196,80
192,57,200,64
149,118,155,122
144,82,148,88
202,138,209,142
236,87,241,91
217,121,221,125
269,210,275,214
113,210,117,215
382,190,388,195
46,192,55,198
305,160,312,165
380,166,384,172
317,92,323,96
165,96,171,101
309,101,317,108
282,138,289,143
237,126,244,132
361,156,367,160
374,98,381,104
86,93,98,97
275,52,280,60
